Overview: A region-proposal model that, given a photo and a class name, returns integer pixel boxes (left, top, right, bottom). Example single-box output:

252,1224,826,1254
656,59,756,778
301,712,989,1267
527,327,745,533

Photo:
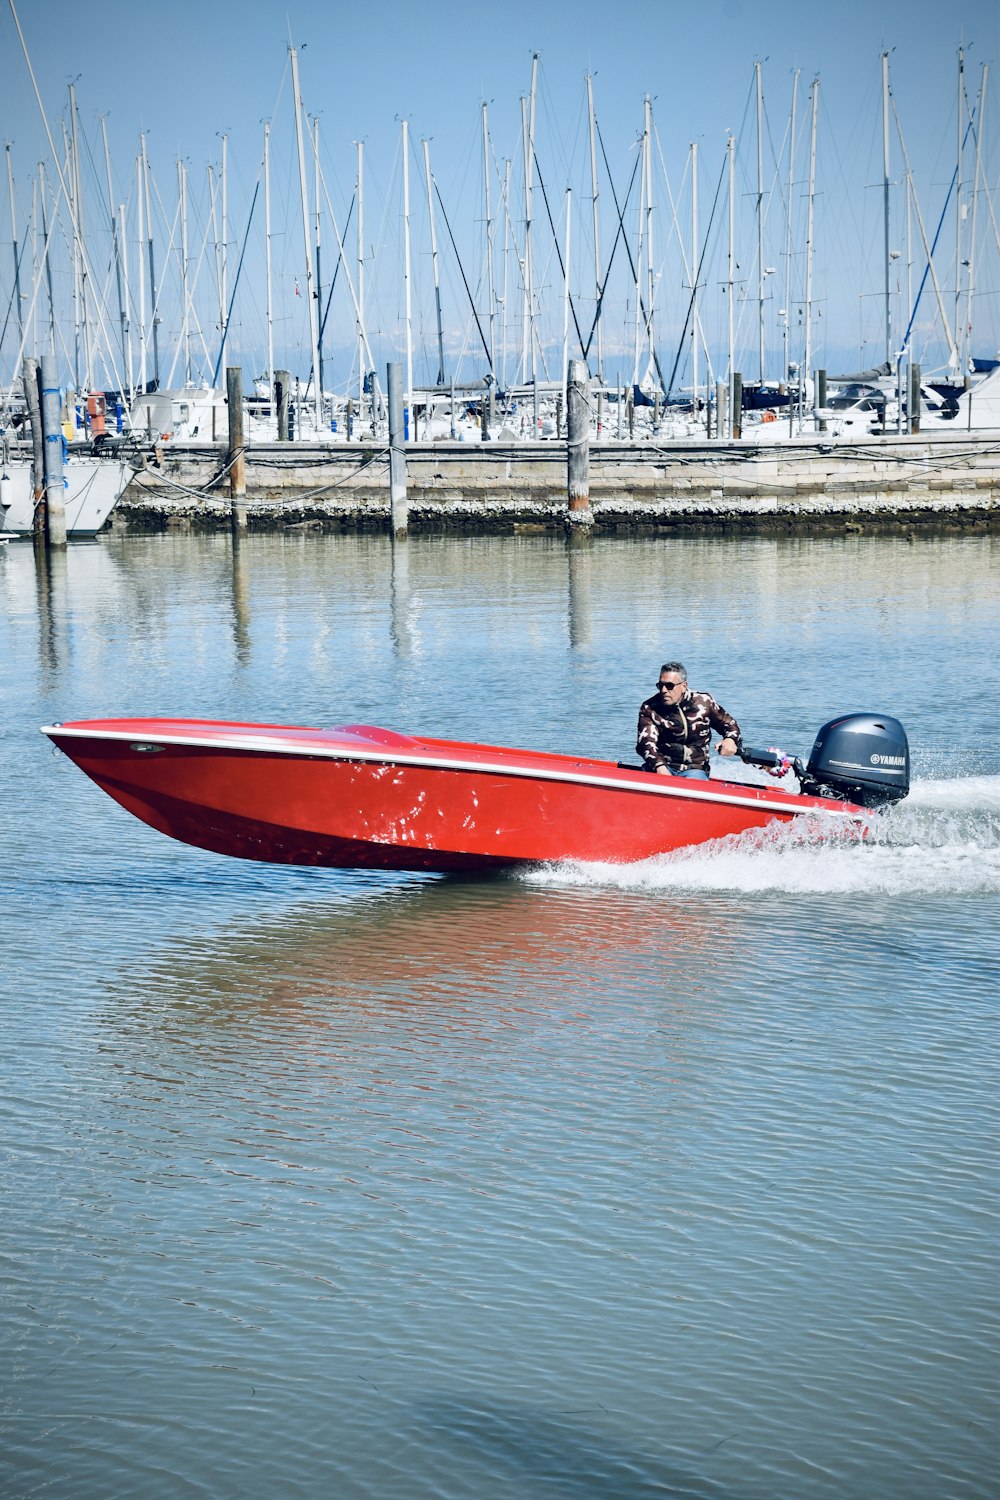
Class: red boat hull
41,718,865,872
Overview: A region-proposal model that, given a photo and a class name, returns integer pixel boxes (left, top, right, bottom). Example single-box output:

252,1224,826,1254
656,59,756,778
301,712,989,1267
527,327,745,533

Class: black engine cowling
798,713,910,808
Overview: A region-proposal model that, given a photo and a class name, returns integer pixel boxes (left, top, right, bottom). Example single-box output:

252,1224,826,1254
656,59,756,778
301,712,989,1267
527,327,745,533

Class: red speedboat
41,713,910,873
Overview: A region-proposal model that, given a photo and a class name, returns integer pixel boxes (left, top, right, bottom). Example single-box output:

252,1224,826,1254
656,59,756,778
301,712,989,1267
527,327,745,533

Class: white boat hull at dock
1,457,128,538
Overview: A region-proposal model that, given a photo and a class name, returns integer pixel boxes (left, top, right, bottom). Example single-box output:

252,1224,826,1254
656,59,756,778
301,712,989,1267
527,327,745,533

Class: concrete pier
114,430,999,535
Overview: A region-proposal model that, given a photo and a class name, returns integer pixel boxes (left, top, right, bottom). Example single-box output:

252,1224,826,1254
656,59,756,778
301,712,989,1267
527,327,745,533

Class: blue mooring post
39,354,67,547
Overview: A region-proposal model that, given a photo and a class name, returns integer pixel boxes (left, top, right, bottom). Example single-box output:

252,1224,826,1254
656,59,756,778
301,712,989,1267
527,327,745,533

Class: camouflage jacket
636,689,742,773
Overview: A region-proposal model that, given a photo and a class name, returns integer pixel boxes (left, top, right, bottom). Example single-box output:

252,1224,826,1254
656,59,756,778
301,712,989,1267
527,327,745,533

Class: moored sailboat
1,453,129,536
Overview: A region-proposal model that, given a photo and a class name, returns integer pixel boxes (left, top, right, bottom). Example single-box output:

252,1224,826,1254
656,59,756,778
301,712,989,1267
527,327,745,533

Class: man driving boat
637,662,741,780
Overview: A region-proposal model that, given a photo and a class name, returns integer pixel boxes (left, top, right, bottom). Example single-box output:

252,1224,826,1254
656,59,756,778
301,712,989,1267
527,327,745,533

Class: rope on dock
137,445,393,506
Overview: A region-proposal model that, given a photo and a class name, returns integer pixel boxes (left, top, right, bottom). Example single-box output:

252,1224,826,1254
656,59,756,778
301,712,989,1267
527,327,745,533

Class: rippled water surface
1,531,997,1499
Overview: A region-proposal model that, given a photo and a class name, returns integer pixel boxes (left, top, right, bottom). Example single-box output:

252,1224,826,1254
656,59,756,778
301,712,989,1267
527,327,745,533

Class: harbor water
1,530,997,1499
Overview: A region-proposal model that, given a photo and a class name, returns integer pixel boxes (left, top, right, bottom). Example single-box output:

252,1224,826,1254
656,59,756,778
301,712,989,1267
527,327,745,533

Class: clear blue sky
3,0,998,391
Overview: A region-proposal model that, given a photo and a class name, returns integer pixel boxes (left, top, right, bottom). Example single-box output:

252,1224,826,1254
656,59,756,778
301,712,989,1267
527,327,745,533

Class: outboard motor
741,712,909,809
798,713,909,808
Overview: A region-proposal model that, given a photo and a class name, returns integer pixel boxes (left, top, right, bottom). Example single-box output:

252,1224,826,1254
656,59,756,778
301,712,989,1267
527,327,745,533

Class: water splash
526,777,1000,896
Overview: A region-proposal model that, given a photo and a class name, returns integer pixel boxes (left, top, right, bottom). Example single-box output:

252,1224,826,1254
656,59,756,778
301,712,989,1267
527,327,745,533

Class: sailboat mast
29,173,37,355
562,187,572,394
100,116,130,394
178,159,191,385
264,122,274,390
61,120,81,389
501,156,510,393
208,165,220,362
357,138,364,409
289,44,322,423
141,132,160,387
220,132,228,379
118,200,133,399
755,61,765,383
482,102,495,381
423,138,445,387
963,64,988,370
5,144,24,344
632,105,646,387
882,52,892,365
38,159,56,358
691,141,698,413
645,96,655,386
313,118,323,402
804,78,818,403
402,120,413,404
586,73,603,382
521,53,539,405
136,153,147,392
69,84,94,393
728,133,735,393
67,105,83,391
783,70,799,387
955,46,964,361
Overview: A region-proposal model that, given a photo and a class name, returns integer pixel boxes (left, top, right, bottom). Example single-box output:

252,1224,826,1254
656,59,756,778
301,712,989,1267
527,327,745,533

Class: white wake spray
525,777,1000,897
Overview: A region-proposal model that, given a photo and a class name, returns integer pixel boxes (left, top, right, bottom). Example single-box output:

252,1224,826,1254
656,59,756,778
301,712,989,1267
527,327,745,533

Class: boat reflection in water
96,874,728,1049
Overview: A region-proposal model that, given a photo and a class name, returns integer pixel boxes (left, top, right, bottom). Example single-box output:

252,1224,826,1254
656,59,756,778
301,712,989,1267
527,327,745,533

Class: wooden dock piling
566,358,591,520
716,381,728,440
226,366,247,531
275,370,291,441
909,363,921,435
387,362,408,536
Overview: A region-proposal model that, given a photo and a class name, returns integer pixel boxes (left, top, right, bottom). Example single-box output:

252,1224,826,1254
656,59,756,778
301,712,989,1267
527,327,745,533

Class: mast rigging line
593,116,667,393
530,148,587,358
167,164,224,388
432,178,493,377
898,110,977,360
211,175,260,390
581,148,641,364
0,233,29,357
650,124,714,382
665,147,728,400
318,193,355,352
316,158,375,378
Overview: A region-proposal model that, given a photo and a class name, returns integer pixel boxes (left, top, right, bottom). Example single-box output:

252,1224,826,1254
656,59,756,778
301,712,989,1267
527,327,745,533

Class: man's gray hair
659,661,687,680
